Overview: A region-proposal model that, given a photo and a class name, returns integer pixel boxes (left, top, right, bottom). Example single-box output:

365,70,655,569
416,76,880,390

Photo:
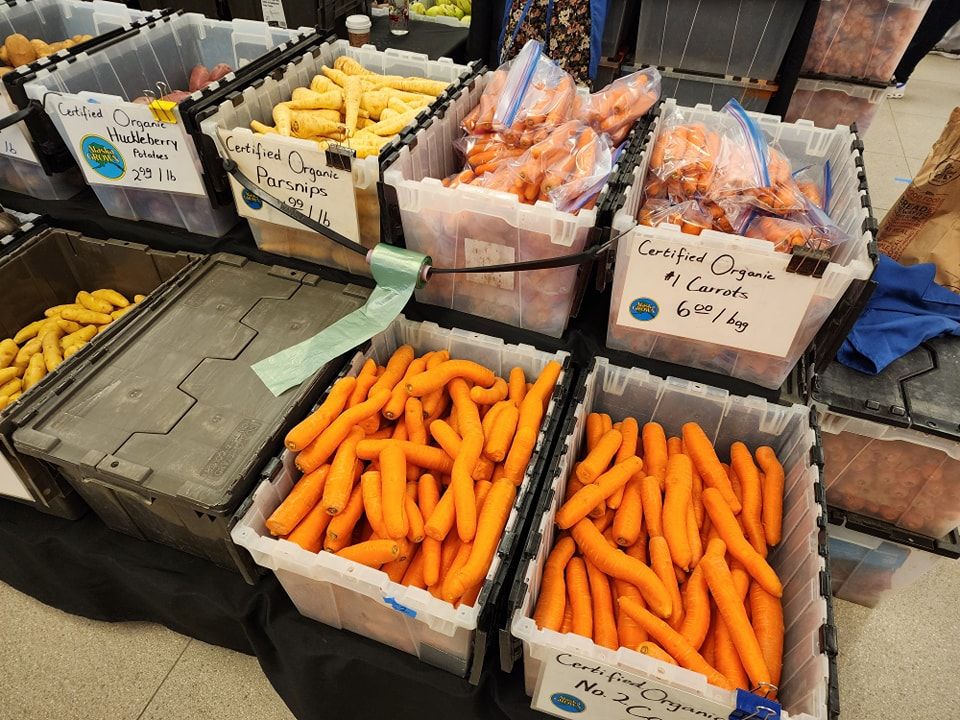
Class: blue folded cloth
838,255,960,375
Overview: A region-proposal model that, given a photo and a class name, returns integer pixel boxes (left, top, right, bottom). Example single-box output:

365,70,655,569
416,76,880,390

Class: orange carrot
379,443,408,539
383,357,426,420
682,423,741,514
614,579,648,646
565,557,593,638
610,418,639,509
702,489,782,597
361,469,387,538
285,376,356,451
642,422,668,487
749,581,784,690
586,413,604,451
402,547,427,588
406,360,495,397
470,377,508,405
286,501,333,553
266,465,330,536
356,439,454,474
613,477,643,546
700,539,771,689
662,453,694,570
443,478,516,600
557,456,642,529
297,389,389,473
649,536,684,628
405,492,425,543
617,597,735,690
336,539,400,567
484,403,520,462
383,540,415,582
571,518,672,618
424,482,456,542
576,428,622,484
503,361,561,483
756,446,784,547
667,436,683,456
347,358,378,408
678,565,711,650
731,442,765,556
640,475,663,538
636,641,677,665
370,344,415,397
325,484,364,551
687,504,703,567
508,367,526,404
585,559,618,649
714,614,750,690
533,536,576,630
404,397,427,444
690,455,705,529
320,427,365,515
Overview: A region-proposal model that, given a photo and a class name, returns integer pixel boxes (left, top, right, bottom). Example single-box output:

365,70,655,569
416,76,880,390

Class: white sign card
217,128,361,244
260,0,289,27
532,652,733,720
50,97,207,196
615,234,819,357
0,453,33,502
0,90,39,163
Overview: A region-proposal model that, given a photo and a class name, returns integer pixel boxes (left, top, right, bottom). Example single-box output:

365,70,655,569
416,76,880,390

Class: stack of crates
627,0,804,111
786,0,933,132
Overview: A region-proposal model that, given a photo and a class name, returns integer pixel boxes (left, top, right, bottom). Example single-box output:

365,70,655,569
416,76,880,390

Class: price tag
260,0,288,27
0,90,39,163
217,128,361,244
615,233,818,358
532,652,732,720
0,453,33,502
50,97,207,196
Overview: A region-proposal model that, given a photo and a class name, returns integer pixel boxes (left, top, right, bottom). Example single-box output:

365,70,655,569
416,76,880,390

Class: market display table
359,15,468,63
0,498,538,720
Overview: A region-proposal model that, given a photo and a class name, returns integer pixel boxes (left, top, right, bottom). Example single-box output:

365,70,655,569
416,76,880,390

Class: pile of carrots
641,114,843,253
266,345,562,608
533,414,786,697
440,66,659,211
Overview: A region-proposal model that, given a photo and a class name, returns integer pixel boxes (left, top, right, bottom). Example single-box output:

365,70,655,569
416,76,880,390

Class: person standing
888,0,960,97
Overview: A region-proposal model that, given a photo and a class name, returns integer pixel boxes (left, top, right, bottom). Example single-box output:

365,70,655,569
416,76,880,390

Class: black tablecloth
365,15,469,63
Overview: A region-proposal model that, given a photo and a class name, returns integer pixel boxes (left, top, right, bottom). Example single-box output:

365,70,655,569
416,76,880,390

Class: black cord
222,159,615,275
0,105,34,131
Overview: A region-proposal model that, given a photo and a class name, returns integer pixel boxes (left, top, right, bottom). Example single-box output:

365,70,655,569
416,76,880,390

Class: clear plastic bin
383,74,605,338
801,0,933,83
827,507,958,608
0,0,152,200
607,99,875,389
199,39,469,274
19,12,311,236
644,66,776,113
508,356,836,720
821,412,960,539
232,315,570,679
635,0,805,81
785,78,886,133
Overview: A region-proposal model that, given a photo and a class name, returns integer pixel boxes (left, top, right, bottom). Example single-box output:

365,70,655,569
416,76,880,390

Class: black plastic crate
11,252,371,576
0,225,199,519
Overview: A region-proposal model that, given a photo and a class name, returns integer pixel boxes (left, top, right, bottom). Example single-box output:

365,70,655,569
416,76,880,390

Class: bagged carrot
580,68,661,145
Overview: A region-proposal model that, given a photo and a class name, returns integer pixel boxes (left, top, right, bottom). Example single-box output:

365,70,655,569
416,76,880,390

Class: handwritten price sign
532,652,732,720
615,233,819,357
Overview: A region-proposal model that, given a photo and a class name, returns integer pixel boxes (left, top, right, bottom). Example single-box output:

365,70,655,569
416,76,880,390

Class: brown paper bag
878,106,960,293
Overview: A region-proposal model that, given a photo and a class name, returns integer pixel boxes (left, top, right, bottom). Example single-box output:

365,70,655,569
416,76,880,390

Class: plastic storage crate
137,0,222,17
0,225,198,519
801,0,933,83
810,335,960,539
785,78,886,133
198,39,471,274
232,315,571,680
625,65,776,113
0,208,40,253
11,12,314,236
607,99,876,389
507,356,838,720
410,0,469,27
0,0,153,200
11,253,370,576
634,0,804,80
225,0,363,28
828,506,960,608
382,73,617,338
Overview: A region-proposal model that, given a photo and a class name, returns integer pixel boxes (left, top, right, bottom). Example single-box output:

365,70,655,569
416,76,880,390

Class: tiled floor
2,55,960,720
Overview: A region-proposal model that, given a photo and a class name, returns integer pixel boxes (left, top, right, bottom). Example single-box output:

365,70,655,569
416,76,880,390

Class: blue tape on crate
383,597,417,618
729,689,781,720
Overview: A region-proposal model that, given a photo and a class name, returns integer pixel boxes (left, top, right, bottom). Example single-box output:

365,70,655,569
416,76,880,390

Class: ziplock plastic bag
792,161,832,212
493,40,576,132
744,198,850,253
462,67,509,134
580,67,661,145
456,133,527,173
639,198,713,235
646,115,725,200
708,99,806,215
